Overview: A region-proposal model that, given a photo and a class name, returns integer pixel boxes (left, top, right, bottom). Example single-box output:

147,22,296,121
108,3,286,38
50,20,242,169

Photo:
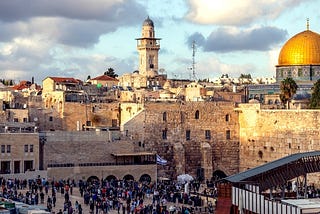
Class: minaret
136,16,161,77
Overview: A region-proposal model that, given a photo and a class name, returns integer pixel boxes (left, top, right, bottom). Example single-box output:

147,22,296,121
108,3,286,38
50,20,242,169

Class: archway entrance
123,174,134,181
106,175,117,182
139,174,151,183
87,176,100,184
212,170,227,181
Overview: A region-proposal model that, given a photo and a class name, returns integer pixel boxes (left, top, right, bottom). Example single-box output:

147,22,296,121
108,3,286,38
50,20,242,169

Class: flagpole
155,153,158,190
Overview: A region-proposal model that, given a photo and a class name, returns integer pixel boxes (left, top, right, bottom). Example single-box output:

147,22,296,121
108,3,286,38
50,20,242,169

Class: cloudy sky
0,0,319,84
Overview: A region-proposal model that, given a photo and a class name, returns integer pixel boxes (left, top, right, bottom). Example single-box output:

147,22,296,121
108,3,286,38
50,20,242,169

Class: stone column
174,142,185,176
201,142,213,181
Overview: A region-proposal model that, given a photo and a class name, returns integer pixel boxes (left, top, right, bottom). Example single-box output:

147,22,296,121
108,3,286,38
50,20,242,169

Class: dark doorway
139,174,151,183
87,176,100,184
14,161,20,173
1,161,11,174
24,160,33,172
123,174,134,181
212,170,227,181
106,175,117,182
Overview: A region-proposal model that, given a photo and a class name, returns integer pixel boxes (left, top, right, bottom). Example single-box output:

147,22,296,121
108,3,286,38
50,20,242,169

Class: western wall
238,103,320,185
124,101,240,181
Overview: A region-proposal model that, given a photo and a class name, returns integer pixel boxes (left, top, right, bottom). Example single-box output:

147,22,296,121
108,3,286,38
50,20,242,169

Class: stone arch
212,170,227,181
139,174,151,183
87,175,100,184
123,174,134,181
106,175,117,182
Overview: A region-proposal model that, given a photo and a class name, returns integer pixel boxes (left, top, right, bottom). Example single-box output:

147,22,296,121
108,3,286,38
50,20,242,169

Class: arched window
225,114,230,122
195,110,200,119
163,112,167,121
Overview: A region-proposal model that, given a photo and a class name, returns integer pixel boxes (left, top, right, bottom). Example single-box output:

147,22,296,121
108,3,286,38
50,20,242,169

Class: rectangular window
6,145,11,153
29,145,34,153
24,145,28,153
14,118,19,122
162,129,167,140
49,116,53,121
186,130,191,141
23,118,28,123
1,145,5,153
205,130,211,140
112,119,117,127
226,130,231,140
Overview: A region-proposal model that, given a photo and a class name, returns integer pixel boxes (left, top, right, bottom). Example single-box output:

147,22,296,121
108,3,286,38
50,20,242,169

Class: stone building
87,74,119,88
276,21,320,82
136,16,161,77
118,17,167,90
0,132,39,174
249,22,320,104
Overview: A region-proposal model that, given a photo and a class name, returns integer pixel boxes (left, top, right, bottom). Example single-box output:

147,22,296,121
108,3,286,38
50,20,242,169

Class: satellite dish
34,117,38,122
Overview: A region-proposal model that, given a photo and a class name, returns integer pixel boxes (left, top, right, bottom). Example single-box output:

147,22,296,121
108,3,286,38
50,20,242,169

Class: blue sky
0,0,319,84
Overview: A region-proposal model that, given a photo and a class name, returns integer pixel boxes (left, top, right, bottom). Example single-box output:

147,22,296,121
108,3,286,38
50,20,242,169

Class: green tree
279,77,298,109
309,79,320,109
239,73,252,79
104,67,118,78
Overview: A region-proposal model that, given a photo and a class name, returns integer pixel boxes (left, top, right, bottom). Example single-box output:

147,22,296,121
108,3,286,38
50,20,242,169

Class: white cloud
196,56,256,79
186,0,306,25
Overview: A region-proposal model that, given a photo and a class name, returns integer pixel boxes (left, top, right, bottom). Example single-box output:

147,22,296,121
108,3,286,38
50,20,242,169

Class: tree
309,79,320,109
279,77,298,109
104,67,118,78
239,73,252,79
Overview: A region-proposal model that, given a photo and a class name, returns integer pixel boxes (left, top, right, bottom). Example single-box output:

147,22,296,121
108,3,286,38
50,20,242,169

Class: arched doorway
87,176,100,184
139,174,151,183
123,174,134,181
106,175,117,182
212,170,227,181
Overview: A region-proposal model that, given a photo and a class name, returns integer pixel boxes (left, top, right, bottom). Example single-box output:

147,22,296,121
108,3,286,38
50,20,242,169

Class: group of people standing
0,176,217,214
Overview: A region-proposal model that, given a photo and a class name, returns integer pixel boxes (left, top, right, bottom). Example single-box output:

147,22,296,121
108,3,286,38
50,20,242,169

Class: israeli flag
156,154,168,165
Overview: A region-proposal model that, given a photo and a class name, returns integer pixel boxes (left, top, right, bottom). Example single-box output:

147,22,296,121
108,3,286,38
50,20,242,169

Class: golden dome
278,30,320,66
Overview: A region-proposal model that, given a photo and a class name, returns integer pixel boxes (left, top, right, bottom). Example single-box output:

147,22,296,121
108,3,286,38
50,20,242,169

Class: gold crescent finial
307,18,309,30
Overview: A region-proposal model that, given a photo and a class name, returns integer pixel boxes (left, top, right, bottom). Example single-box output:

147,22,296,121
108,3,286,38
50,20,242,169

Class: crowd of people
0,176,217,214
77,178,216,214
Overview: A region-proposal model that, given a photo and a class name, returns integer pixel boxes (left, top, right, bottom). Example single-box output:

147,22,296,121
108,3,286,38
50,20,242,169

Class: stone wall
42,131,135,168
124,101,240,180
47,164,156,182
238,103,320,185
63,102,120,130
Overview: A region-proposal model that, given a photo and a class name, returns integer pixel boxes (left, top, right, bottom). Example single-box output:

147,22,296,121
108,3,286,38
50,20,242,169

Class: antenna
191,40,197,81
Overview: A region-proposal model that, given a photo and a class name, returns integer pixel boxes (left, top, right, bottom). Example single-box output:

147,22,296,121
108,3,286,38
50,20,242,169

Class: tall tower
136,17,161,77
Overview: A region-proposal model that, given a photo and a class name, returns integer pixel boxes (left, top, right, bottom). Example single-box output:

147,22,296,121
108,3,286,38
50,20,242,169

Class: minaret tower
136,16,161,77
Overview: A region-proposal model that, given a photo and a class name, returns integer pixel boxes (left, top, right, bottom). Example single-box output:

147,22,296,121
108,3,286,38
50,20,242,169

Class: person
78,204,83,214
47,196,52,209
57,209,63,214
40,191,45,203
75,200,79,211
53,195,56,207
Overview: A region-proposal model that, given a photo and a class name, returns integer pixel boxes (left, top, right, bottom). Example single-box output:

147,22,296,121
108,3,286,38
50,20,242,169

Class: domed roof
278,30,320,66
143,16,154,27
